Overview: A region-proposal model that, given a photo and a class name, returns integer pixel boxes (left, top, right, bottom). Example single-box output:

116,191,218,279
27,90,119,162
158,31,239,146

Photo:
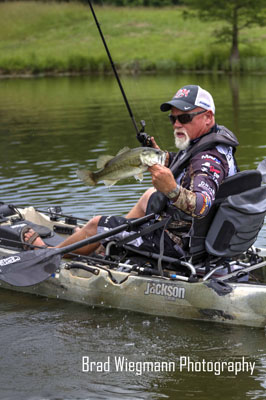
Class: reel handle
136,120,153,147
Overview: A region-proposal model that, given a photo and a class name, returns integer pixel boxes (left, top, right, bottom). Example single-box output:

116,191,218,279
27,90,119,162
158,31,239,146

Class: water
0,73,266,399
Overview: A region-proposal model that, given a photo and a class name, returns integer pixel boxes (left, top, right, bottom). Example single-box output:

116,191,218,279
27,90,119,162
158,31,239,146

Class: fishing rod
0,202,89,224
88,0,152,147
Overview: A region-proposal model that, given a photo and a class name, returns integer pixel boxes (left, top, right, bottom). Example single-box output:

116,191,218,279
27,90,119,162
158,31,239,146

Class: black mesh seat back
189,170,262,259
213,169,262,198
206,185,266,257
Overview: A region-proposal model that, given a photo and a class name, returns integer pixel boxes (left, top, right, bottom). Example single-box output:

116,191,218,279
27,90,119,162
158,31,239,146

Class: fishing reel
137,120,153,147
47,206,62,221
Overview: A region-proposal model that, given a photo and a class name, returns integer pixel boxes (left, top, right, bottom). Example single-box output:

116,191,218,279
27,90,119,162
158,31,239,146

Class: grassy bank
1,1,266,75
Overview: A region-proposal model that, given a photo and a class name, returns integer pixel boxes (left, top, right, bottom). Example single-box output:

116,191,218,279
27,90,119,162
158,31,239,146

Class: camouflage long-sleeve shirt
168,145,237,218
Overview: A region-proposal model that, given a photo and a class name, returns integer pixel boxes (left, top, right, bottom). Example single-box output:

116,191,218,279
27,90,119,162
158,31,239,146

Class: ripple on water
0,74,266,399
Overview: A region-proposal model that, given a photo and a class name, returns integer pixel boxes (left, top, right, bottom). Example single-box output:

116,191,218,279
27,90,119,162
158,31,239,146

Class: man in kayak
25,85,238,258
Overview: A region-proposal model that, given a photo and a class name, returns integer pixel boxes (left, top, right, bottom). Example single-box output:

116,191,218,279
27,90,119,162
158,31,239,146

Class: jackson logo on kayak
144,281,185,300
0,255,21,268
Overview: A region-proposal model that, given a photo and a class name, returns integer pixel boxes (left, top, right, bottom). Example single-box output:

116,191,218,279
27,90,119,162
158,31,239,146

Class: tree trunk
228,75,239,134
230,6,240,69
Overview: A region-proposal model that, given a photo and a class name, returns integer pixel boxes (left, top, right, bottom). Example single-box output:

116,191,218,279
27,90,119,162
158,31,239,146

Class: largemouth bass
77,146,166,186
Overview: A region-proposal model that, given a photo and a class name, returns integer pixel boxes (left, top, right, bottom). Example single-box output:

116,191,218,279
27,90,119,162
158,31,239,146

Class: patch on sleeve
192,150,228,189
198,192,212,216
197,179,216,200
201,154,222,164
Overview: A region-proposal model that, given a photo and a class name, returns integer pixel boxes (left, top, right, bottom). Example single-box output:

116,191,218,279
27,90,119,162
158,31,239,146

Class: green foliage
1,1,266,74
82,0,180,5
181,0,266,66
182,0,266,42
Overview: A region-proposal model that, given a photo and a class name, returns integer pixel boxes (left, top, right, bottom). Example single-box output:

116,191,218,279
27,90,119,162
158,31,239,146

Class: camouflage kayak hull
0,205,266,328
1,259,266,328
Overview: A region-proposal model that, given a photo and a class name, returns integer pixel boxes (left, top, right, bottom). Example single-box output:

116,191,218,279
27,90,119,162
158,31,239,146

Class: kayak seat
189,169,265,261
106,170,264,275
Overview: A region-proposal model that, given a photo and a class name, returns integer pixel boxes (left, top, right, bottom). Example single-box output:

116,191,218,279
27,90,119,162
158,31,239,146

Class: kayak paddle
0,213,155,287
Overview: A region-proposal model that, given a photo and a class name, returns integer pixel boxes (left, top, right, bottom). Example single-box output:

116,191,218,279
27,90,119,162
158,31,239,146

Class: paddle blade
257,159,266,184
0,248,61,287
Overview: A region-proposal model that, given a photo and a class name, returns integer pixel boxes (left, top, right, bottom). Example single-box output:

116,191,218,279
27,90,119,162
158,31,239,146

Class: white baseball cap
160,85,215,114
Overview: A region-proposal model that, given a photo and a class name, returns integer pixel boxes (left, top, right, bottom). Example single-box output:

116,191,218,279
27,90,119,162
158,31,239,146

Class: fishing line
88,0,152,146
128,77,162,146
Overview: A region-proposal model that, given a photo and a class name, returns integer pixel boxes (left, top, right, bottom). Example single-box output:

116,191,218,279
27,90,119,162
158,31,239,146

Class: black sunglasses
168,110,207,125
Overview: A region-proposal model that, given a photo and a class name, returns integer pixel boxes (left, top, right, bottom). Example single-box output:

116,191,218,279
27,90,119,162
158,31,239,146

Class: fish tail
76,169,96,186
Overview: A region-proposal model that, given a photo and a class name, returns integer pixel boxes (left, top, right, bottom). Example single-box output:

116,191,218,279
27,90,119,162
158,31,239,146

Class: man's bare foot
23,228,47,249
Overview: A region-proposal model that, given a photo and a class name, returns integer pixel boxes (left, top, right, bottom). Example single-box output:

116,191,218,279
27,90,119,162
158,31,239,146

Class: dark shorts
97,215,185,258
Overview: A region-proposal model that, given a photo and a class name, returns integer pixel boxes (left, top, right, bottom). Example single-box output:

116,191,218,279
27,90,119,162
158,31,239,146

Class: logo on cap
174,89,190,98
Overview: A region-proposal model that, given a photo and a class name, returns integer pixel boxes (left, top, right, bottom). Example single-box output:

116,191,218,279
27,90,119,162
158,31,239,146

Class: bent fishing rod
88,0,152,147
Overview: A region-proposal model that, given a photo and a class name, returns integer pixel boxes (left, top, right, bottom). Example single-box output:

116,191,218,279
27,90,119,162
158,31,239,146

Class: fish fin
103,179,118,187
76,169,96,186
97,155,114,169
134,173,144,182
116,146,131,156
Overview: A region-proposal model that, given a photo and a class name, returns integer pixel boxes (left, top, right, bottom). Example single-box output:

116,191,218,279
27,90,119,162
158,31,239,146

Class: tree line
1,0,266,69
0,0,180,5
91,0,180,5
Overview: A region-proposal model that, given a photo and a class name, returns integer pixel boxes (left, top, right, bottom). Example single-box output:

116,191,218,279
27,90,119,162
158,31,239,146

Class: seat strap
157,215,172,276
116,216,173,277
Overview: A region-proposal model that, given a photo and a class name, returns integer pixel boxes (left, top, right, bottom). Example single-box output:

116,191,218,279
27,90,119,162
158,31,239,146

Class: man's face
170,107,213,150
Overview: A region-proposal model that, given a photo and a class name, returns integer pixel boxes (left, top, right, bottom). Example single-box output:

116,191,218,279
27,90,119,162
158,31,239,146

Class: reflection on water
0,74,265,216
0,73,266,399
1,288,266,400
